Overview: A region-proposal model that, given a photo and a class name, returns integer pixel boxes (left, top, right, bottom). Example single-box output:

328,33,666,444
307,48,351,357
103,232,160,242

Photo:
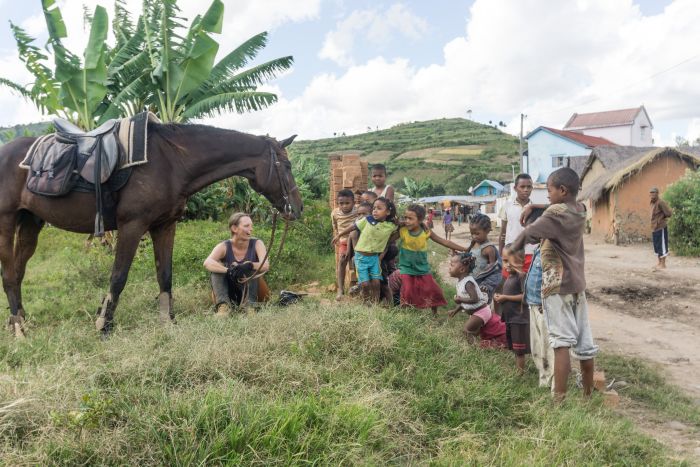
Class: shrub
664,168,700,256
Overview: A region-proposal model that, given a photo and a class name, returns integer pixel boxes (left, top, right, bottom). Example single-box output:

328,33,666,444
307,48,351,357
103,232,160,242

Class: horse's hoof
8,316,26,338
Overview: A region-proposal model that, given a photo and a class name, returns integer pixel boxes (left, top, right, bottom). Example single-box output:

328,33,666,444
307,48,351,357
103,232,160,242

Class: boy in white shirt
498,174,535,275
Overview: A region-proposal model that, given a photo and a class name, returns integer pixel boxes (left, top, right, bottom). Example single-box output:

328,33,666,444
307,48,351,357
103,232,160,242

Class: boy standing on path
650,187,673,269
511,167,598,401
332,189,358,300
499,174,535,274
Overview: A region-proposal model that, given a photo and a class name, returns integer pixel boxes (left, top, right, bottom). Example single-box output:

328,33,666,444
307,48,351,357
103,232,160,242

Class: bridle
238,141,298,287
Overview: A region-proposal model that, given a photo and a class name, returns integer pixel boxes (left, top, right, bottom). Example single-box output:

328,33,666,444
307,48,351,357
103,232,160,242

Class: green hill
289,118,520,195
0,121,51,144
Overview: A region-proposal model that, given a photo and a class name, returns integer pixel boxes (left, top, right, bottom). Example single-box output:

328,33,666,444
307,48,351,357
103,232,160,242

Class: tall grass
0,213,696,464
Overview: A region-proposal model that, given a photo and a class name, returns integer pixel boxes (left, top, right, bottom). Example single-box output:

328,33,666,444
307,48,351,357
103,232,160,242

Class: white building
563,106,653,147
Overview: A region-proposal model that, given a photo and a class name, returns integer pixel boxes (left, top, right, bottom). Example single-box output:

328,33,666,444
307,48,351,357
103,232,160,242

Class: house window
641,126,646,139
551,155,566,168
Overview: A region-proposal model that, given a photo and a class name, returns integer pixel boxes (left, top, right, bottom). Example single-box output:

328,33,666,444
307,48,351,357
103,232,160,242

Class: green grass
0,218,696,464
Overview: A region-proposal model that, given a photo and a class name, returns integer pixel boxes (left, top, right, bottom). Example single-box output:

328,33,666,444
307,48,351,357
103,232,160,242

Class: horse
0,123,303,337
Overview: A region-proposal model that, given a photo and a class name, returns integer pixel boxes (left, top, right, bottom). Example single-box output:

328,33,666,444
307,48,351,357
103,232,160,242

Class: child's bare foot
335,292,344,301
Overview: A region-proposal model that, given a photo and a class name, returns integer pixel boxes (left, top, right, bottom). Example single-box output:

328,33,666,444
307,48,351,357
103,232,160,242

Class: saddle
20,112,155,236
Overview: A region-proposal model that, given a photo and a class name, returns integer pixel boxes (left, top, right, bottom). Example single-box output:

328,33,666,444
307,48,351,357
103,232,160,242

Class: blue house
524,126,615,183
472,179,504,197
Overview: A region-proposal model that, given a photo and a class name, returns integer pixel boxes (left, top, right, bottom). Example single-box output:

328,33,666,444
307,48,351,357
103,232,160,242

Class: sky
1,0,699,146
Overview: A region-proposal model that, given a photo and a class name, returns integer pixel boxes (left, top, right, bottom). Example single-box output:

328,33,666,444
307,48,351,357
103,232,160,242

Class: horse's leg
150,222,177,325
95,222,145,336
0,216,22,337
13,213,44,321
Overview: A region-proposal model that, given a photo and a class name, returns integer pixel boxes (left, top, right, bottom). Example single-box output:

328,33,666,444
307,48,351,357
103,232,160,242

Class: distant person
443,209,454,240
370,164,394,202
427,208,435,229
331,189,358,300
396,205,467,315
447,252,507,348
499,173,535,275
494,246,530,375
204,213,270,316
511,167,598,401
457,207,464,226
466,214,502,299
649,187,673,269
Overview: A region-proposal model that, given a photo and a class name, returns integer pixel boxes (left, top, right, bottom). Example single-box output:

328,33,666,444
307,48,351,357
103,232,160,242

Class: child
347,202,372,296
361,191,378,205
467,214,502,299
333,197,398,304
511,167,598,401
498,173,536,275
447,253,507,348
397,204,467,315
443,209,454,240
494,246,530,375
427,208,434,229
370,164,394,202
524,235,555,389
331,189,358,300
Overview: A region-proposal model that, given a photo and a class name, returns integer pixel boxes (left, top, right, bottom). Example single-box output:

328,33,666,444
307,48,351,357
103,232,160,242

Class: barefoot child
333,197,398,304
512,167,598,401
346,202,372,296
448,253,507,347
467,214,502,298
494,246,530,375
331,189,358,300
397,205,467,315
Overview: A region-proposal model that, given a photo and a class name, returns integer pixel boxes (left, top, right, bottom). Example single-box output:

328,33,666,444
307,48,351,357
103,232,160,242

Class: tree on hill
0,0,292,129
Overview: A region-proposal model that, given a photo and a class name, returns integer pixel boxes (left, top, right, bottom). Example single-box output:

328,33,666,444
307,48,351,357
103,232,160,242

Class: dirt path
438,222,700,461
438,222,700,400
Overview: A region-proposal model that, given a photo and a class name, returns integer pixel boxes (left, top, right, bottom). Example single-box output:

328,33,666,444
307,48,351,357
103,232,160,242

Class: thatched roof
578,147,700,202
567,155,590,176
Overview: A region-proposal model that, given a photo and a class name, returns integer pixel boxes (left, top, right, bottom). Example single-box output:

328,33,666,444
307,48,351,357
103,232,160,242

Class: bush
664,169,700,256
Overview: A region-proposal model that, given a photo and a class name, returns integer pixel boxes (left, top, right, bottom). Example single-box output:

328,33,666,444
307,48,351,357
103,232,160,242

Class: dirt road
438,221,700,400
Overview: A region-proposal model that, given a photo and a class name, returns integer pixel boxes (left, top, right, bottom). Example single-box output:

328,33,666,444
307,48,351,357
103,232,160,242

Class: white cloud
227,0,700,144
319,3,427,67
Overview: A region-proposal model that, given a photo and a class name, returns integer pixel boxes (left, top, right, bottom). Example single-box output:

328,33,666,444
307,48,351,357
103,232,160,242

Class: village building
524,126,616,183
471,179,504,196
578,147,700,244
563,105,653,147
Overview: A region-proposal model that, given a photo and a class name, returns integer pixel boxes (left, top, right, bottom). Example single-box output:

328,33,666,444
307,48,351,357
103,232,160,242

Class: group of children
331,165,597,400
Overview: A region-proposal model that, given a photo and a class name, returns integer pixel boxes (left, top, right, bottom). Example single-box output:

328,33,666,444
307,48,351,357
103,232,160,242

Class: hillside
289,118,520,195
0,121,51,143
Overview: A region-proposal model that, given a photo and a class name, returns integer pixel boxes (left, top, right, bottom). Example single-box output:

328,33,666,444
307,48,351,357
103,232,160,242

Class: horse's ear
280,134,297,148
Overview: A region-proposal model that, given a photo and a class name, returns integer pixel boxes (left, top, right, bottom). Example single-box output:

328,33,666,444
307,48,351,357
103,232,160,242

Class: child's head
371,164,387,187
469,213,492,243
372,197,396,222
354,190,364,205
449,252,477,278
547,167,579,204
336,189,355,214
404,204,426,229
361,190,378,204
357,202,372,218
502,244,524,274
514,173,533,201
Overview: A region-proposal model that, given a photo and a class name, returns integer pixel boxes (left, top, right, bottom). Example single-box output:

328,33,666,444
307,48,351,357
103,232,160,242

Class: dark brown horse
0,123,303,336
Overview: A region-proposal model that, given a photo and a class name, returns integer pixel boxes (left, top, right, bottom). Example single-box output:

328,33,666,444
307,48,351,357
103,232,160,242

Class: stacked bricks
329,154,369,290
329,153,368,208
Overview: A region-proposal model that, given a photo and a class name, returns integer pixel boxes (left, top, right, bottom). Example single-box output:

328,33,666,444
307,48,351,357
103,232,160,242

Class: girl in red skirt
397,205,468,315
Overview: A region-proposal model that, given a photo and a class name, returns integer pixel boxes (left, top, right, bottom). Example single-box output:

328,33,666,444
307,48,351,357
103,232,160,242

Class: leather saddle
53,118,121,184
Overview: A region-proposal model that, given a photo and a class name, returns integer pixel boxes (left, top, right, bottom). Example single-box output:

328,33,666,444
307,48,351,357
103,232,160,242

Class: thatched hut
578,147,700,243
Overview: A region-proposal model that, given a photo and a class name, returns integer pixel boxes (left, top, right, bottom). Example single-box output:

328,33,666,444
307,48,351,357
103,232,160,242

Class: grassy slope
0,211,698,464
290,118,519,190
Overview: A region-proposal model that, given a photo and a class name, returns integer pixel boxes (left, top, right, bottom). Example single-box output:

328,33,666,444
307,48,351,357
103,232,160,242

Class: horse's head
249,135,303,220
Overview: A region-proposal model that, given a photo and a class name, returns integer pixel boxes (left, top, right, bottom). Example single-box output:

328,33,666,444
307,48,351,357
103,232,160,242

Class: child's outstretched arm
511,209,561,251
519,204,549,226
332,225,357,245
429,231,468,251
